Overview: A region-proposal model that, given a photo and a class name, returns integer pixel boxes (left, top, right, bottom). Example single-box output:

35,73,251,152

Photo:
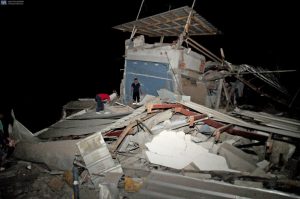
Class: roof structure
113,6,219,37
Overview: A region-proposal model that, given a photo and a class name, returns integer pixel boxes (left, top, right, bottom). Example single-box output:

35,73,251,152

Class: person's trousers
95,95,104,112
133,92,140,102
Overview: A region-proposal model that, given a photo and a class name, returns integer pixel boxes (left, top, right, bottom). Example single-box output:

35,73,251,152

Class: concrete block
218,143,257,172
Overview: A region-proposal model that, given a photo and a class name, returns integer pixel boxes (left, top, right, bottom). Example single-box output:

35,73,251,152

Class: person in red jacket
95,93,110,112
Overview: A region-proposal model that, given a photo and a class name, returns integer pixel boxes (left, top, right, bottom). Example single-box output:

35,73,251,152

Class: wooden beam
110,113,157,155
214,124,234,142
147,103,183,113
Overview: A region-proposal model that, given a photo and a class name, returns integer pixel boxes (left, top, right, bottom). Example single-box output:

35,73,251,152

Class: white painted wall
126,40,206,73
183,49,206,72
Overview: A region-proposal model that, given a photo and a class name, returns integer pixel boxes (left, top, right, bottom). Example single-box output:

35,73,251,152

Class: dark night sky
1,0,299,131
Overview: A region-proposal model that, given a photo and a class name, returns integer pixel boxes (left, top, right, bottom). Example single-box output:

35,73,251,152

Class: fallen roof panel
180,101,300,139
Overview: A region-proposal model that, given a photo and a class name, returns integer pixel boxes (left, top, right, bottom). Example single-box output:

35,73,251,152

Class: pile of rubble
1,93,300,198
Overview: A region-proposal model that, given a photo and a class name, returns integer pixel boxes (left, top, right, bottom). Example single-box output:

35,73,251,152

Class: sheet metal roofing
113,6,219,37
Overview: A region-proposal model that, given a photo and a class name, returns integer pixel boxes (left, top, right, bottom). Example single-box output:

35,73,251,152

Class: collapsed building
1,5,300,199
114,6,293,109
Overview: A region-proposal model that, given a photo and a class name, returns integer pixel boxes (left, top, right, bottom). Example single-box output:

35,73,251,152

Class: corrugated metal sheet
131,171,300,199
63,100,96,110
76,132,123,186
113,6,218,37
38,119,116,139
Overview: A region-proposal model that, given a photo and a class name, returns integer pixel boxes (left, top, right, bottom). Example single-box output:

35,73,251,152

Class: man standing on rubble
131,77,142,105
95,93,110,113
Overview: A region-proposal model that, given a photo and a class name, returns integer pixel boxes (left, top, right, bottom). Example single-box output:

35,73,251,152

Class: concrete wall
122,37,209,104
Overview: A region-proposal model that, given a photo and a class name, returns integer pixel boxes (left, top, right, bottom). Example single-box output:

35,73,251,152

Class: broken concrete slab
251,167,270,178
150,118,187,133
119,130,152,152
256,160,270,170
138,94,157,105
38,125,112,139
198,141,221,154
145,130,235,171
38,119,116,139
67,112,131,120
183,162,201,172
11,117,40,142
219,132,250,145
105,104,134,114
218,142,257,172
191,133,208,143
253,145,267,162
143,109,173,130
63,100,96,111
157,89,180,103
14,139,80,170
269,140,296,165
50,119,116,128
118,153,148,171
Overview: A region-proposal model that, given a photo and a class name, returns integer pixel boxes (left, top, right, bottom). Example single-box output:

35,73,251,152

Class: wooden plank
215,79,224,109
110,113,156,154
214,124,234,142
147,103,183,113
110,122,135,154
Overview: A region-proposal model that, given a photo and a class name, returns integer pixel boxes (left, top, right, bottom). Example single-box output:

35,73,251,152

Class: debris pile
1,4,300,198
1,90,300,198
